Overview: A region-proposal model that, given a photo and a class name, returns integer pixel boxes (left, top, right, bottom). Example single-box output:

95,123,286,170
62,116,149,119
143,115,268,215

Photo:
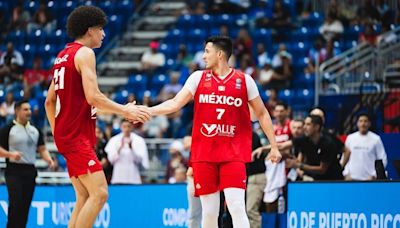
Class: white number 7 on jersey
216,108,225,120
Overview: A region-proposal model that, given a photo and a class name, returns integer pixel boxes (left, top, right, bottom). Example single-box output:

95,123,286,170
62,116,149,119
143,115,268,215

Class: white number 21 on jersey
54,67,65,91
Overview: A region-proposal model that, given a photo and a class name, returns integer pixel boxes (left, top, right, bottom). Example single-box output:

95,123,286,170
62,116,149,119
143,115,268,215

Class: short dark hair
205,36,233,59
67,6,107,39
307,114,323,130
358,113,370,121
275,101,288,110
15,99,29,111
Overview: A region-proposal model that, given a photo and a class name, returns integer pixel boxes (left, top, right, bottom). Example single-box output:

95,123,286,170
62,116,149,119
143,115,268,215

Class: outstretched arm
149,88,193,116
76,47,150,122
249,96,281,163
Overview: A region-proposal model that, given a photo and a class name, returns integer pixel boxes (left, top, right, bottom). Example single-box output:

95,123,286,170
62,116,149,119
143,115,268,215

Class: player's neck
212,62,231,78
74,37,94,49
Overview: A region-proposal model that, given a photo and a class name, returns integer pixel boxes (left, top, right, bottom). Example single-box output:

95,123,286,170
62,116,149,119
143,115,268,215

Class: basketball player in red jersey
149,36,281,228
45,6,150,228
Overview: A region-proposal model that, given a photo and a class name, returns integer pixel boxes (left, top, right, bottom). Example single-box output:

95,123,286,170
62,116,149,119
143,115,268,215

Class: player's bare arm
45,80,57,135
249,96,282,163
149,88,193,116
75,46,150,122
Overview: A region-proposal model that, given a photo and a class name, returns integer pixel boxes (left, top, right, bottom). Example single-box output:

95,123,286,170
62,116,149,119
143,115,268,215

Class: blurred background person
105,120,149,184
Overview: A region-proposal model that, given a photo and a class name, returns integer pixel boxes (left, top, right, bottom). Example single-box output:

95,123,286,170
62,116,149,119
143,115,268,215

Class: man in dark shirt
286,115,343,180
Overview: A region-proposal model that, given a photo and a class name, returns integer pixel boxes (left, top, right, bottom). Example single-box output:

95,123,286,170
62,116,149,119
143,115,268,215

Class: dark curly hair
67,6,107,39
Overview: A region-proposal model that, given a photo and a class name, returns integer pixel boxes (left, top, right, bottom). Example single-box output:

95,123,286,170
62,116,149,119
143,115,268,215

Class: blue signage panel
288,182,400,228
0,184,189,227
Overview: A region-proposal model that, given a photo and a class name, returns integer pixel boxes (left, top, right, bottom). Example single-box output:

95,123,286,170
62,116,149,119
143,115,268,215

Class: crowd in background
0,0,396,187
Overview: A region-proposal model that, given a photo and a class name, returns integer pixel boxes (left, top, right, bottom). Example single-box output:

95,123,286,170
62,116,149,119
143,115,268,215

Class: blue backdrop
288,182,400,228
0,184,189,228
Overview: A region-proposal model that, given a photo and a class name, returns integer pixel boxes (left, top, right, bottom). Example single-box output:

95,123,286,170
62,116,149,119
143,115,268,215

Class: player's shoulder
75,46,95,59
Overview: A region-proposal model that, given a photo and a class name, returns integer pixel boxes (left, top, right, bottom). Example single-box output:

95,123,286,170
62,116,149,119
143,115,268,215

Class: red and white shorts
192,161,247,196
61,148,103,178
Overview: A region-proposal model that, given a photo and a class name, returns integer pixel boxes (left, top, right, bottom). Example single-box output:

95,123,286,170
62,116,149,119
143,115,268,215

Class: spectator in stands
271,51,293,89
158,71,183,102
0,100,53,228
257,0,291,30
319,12,344,41
337,0,358,26
0,42,24,67
172,166,187,183
219,24,230,37
0,92,15,125
23,56,51,90
27,4,56,34
234,28,253,64
356,0,380,24
95,127,112,183
165,140,187,183
141,40,165,75
343,114,387,180
377,24,397,45
239,54,257,78
286,115,344,180
265,88,280,116
271,43,292,68
143,100,169,138
256,43,270,68
310,107,350,168
176,44,193,69
359,22,378,46
305,37,328,74
105,120,149,184
258,62,275,88
246,131,264,228
7,5,30,32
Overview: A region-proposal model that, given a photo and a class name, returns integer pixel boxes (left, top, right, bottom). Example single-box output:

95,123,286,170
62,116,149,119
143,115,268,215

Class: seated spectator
256,0,291,30
95,127,112,183
256,43,270,68
258,62,275,88
141,40,165,75
344,114,387,181
176,44,193,69
271,51,293,89
337,0,358,26
239,54,257,78
286,115,343,181
165,140,187,183
265,88,280,116
105,120,149,184
319,12,344,41
356,0,380,24
157,71,183,102
172,165,187,183
234,28,253,64
0,42,24,68
377,24,397,45
359,23,378,46
23,56,51,90
7,5,30,32
0,92,15,125
305,38,325,73
271,43,292,68
27,4,56,34
219,24,230,37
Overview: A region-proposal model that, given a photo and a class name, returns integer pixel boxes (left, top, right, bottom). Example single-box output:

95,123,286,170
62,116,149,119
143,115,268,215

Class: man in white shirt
141,40,165,72
344,114,387,180
105,120,149,184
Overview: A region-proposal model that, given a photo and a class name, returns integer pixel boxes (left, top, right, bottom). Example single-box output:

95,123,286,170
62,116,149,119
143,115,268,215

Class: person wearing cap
141,40,166,74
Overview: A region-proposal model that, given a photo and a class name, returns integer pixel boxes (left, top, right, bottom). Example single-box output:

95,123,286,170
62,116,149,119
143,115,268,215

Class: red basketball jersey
274,119,292,143
191,69,252,163
51,42,96,153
